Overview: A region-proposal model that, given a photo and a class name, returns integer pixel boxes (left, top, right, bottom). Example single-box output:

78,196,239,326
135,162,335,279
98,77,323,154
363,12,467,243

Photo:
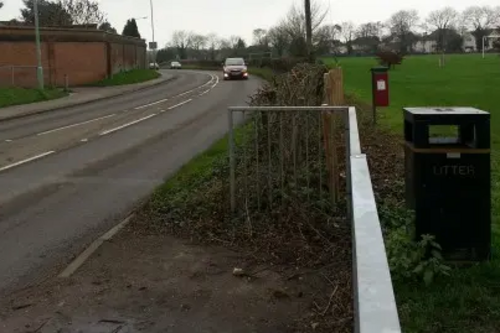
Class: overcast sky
0,0,498,47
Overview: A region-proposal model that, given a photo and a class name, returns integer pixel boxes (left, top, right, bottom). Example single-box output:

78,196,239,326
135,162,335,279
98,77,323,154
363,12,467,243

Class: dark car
222,58,248,80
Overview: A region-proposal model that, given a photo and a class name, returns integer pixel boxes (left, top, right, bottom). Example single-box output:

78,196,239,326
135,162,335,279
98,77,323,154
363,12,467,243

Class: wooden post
322,67,344,207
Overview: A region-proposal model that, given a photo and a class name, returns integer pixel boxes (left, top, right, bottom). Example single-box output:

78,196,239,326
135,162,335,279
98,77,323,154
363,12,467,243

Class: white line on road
199,89,210,96
37,114,116,136
167,99,193,110
99,114,157,136
81,138,88,142
5,139,12,142
211,75,220,88
59,214,135,278
134,98,169,110
0,151,55,172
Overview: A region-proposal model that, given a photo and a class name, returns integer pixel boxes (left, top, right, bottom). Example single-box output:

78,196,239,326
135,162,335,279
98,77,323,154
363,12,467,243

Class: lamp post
149,0,157,65
33,0,44,90
304,0,313,62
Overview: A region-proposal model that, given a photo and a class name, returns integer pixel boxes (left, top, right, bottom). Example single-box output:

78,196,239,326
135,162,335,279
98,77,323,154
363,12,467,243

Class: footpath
0,73,176,122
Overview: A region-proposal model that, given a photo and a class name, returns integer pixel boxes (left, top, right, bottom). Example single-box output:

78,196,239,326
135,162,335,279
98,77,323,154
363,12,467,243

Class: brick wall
0,26,146,88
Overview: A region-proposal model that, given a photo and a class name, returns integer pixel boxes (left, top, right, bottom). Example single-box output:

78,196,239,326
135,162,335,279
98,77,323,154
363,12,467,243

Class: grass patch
325,54,500,332
0,88,67,108
91,69,160,86
139,63,352,332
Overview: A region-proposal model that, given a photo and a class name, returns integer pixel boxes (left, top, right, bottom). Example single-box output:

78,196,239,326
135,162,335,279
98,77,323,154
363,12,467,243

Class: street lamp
33,0,44,90
149,0,157,65
304,0,313,61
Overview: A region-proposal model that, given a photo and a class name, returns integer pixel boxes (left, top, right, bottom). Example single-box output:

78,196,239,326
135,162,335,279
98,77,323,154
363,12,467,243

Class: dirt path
0,222,344,333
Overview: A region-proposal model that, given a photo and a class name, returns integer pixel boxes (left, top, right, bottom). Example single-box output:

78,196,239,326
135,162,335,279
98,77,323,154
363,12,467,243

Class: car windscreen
225,59,244,66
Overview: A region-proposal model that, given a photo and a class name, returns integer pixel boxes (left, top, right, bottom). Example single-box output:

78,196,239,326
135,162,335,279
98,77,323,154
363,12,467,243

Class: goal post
482,35,500,58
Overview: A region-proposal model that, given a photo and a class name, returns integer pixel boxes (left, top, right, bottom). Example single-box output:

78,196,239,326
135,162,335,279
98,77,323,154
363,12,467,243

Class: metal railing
228,105,401,333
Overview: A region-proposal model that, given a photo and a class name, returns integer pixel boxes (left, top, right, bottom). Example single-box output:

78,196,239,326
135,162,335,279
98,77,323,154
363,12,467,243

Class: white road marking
5,139,12,142
211,75,220,88
37,114,116,136
99,114,157,136
199,89,210,96
0,151,55,172
177,88,196,97
131,74,215,111
167,99,193,110
81,138,88,142
59,214,134,278
134,98,169,110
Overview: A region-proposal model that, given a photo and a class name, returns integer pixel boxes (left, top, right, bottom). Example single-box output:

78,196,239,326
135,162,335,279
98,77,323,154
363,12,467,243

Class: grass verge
0,88,67,108
137,63,352,332
326,54,500,333
91,69,160,86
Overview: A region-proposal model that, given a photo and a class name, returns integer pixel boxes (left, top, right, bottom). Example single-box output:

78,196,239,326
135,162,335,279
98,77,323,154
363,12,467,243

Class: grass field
0,88,67,108
91,69,160,86
324,54,500,333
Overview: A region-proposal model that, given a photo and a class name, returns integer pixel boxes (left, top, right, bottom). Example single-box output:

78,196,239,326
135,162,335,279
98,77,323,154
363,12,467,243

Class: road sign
148,42,157,50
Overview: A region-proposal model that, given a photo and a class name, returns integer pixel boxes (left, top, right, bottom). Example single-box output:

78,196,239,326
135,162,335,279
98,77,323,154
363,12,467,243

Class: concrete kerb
0,74,180,123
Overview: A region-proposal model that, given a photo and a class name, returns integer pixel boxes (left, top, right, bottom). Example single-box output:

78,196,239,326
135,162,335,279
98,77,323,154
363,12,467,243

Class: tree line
0,0,144,39
157,3,500,62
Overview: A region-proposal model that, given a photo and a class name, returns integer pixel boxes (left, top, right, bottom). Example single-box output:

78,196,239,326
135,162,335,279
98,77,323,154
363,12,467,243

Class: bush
376,50,404,69
179,59,221,69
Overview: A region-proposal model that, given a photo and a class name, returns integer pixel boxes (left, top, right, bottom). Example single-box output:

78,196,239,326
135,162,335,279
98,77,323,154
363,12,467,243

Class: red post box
370,66,390,124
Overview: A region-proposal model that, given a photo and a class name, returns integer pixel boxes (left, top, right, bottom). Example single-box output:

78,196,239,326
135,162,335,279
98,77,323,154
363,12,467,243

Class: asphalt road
0,69,261,295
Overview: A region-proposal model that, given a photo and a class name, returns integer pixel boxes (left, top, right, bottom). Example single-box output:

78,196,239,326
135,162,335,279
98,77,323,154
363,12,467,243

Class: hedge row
179,57,316,73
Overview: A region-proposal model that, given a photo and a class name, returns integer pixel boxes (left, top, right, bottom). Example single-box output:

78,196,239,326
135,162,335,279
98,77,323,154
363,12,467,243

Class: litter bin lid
404,107,488,115
370,66,389,72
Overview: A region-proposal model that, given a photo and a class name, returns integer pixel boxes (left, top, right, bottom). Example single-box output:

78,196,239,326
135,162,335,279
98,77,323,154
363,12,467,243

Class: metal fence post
228,109,236,212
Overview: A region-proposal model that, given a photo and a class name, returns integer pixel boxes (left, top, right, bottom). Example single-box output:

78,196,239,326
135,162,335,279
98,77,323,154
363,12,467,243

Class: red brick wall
0,26,147,88
53,42,107,86
109,42,146,74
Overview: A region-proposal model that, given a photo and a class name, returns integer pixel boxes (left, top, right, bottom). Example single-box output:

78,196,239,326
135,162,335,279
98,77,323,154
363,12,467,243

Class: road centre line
0,151,55,173
134,98,169,110
99,114,157,136
37,114,117,136
133,74,214,110
166,99,193,111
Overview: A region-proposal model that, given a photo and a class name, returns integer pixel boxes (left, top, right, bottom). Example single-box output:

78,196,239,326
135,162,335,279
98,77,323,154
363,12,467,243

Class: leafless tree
426,7,459,31
206,33,222,60
425,7,459,62
388,9,420,53
252,28,269,47
267,24,290,57
463,5,500,50
357,22,386,39
172,30,193,59
282,1,327,40
172,30,192,48
340,21,356,54
314,24,341,54
228,35,240,49
58,0,105,25
190,34,208,51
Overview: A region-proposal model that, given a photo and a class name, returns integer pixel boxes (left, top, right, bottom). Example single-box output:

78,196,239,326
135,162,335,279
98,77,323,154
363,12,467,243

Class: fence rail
228,105,401,333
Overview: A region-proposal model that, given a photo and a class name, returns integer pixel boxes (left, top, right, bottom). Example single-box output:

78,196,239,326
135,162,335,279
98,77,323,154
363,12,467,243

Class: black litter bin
404,107,491,261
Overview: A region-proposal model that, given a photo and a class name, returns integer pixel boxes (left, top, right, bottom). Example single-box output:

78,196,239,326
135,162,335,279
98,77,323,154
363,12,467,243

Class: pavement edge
58,214,135,278
0,75,180,123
